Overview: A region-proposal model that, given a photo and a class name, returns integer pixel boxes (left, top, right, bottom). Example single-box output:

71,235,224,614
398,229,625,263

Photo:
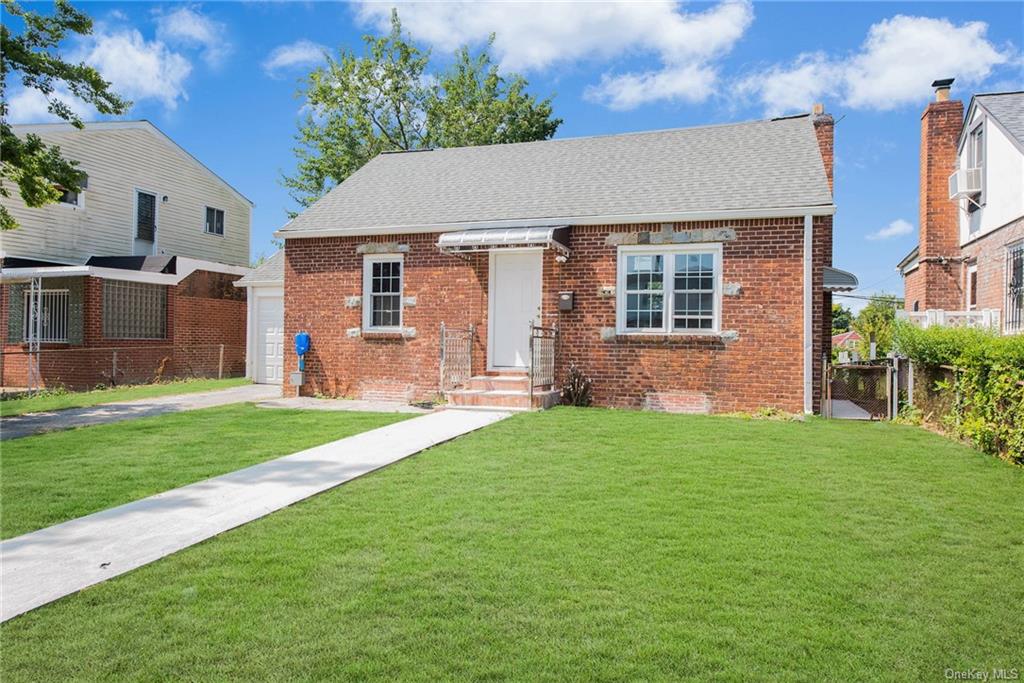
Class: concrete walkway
257,397,430,414
1,384,281,440
0,409,509,621
830,399,874,420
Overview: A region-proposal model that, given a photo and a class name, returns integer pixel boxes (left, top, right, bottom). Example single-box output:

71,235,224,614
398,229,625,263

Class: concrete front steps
446,373,560,411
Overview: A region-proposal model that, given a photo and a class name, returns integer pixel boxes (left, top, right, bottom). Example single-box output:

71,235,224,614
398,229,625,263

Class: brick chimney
916,78,964,310
812,103,834,194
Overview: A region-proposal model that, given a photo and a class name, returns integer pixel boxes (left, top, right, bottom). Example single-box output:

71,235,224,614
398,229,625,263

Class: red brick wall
903,267,926,312
914,98,965,310
284,234,489,401
1,271,246,389
960,216,1024,325
285,217,828,413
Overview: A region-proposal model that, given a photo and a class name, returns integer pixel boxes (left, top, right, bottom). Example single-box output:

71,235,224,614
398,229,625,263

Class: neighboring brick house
0,121,252,389
899,81,1024,333
278,109,856,413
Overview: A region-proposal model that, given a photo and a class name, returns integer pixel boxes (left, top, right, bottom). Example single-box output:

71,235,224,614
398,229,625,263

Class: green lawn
0,377,251,417
2,409,1022,680
0,404,411,539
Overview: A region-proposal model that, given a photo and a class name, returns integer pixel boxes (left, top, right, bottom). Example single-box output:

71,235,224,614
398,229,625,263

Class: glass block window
205,207,225,236
363,256,403,330
23,289,70,342
623,254,664,331
673,253,715,330
618,246,720,334
102,280,167,339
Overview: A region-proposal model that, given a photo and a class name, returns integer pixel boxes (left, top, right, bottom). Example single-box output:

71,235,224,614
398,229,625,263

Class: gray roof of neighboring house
234,251,283,286
279,115,834,236
973,92,1024,148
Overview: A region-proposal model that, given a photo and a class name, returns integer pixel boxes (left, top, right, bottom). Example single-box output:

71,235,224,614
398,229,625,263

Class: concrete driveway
0,408,510,621
1,383,281,440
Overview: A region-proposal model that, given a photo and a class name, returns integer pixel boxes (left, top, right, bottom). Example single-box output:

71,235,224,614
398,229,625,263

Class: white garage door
255,295,284,385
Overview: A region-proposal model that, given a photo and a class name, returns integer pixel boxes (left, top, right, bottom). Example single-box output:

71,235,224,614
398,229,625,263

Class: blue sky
8,1,1023,311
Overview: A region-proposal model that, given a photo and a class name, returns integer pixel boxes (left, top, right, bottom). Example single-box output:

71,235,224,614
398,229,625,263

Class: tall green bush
894,322,1024,463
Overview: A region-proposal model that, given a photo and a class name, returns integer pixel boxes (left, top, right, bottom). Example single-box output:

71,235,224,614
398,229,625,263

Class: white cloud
5,85,92,123
354,0,754,110
739,15,1013,116
155,6,231,67
6,27,192,123
867,219,915,241
81,28,192,109
263,40,328,77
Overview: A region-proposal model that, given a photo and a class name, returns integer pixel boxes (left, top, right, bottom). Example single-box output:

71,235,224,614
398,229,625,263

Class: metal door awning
437,226,570,256
823,266,858,292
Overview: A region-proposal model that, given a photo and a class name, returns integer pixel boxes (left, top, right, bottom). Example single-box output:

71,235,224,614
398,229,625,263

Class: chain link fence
826,362,893,420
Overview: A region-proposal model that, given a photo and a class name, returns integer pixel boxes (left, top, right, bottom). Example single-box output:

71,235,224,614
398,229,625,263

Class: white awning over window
437,226,570,256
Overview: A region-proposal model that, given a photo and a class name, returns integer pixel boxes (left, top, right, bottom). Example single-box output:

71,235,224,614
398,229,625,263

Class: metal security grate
102,280,167,339
439,323,474,391
22,289,69,343
1006,241,1023,334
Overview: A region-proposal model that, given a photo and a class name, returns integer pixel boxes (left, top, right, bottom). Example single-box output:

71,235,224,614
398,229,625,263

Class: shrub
561,364,593,407
894,322,1024,464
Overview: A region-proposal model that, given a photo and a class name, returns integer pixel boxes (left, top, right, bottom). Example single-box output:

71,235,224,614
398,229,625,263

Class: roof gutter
1,258,250,285
274,204,838,240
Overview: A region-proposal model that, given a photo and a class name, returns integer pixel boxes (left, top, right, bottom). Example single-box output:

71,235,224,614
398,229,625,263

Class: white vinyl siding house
957,100,1024,245
2,122,251,267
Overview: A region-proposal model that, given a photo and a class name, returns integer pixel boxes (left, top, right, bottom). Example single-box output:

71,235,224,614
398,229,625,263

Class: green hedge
894,322,1024,464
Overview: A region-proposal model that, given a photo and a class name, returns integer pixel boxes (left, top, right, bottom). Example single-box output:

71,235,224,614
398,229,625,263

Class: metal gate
825,362,893,420
528,324,557,404
439,323,474,392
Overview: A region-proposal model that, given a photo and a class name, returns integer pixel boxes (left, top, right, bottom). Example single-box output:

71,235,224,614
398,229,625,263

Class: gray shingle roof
234,250,283,286
279,115,833,236
976,92,1024,147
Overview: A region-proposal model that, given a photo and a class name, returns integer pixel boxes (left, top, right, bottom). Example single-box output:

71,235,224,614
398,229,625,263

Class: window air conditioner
948,167,982,199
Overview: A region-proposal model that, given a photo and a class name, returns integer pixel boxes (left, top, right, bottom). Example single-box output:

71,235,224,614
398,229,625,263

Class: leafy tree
283,10,561,211
852,294,900,359
427,38,560,149
1,0,131,231
831,302,852,335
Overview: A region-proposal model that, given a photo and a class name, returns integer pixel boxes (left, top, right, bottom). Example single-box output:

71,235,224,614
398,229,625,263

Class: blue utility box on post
291,331,310,387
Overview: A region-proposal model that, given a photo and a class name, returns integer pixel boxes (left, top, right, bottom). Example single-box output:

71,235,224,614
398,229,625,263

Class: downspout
803,214,814,414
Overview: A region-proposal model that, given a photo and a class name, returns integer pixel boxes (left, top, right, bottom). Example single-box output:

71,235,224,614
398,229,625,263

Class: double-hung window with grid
617,245,722,334
363,255,403,330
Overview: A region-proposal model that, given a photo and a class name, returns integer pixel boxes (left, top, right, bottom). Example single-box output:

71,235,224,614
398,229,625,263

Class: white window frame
362,253,404,332
966,263,978,311
615,243,723,336
967,120,986,217
204,206,225,237
22,289,70,343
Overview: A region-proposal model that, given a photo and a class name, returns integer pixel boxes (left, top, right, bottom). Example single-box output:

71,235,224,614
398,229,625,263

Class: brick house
0,121,252,389
898,81,1024,333
278,109,857,413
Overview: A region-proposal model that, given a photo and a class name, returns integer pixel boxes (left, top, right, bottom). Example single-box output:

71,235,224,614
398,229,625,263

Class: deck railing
896,309,1001,330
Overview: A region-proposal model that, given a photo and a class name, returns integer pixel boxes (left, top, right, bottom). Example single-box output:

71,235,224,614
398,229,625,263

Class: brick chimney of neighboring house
916,78,964,310
812,103,834,194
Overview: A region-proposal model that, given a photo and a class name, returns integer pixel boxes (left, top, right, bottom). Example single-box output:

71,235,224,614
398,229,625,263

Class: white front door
489,250,542,369
255,295,284,384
